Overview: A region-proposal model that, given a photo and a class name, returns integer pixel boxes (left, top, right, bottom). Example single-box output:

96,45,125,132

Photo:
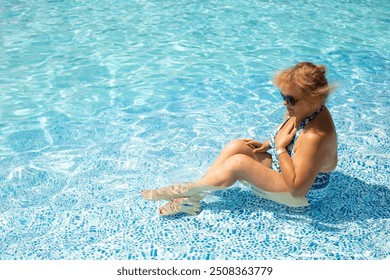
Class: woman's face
279,85,320,118
279,86,303,113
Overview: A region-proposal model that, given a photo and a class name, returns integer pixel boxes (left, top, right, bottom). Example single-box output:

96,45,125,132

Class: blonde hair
274,62,334,101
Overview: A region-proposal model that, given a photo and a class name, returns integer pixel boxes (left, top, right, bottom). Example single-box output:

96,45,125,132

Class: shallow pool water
0,0,389,259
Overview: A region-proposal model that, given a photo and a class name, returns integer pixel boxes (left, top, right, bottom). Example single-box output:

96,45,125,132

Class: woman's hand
275,122,297,150
243,139,270,153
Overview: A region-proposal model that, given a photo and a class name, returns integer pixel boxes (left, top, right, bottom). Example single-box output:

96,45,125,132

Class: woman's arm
277,131,329,197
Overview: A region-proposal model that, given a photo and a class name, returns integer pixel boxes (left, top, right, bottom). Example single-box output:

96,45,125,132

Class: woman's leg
141,142,286,215
204,139,271,177
195,154,286,192
141,149,284,201
142,139,252,201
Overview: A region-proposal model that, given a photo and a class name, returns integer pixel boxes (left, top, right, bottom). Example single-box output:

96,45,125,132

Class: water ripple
0,0,389,260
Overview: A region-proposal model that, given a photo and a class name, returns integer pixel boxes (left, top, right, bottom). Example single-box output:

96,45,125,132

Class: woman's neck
298,104,323,122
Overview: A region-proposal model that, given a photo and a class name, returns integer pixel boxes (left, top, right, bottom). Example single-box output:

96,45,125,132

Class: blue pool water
0,0,389,260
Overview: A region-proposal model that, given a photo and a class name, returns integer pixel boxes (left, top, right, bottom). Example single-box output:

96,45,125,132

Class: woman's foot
141,184,190,201
141,183,223,201
158,193,207,216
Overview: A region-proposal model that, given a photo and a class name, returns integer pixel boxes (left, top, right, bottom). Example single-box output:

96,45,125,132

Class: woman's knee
224,139,249,154
224,154,251,172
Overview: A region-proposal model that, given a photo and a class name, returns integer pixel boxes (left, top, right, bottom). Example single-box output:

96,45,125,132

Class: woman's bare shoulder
305,108,336,138
295,109,338,157
299,110,338,171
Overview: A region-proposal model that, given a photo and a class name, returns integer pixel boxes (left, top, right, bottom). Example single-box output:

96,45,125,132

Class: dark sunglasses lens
286,96,296,106
280,91,296,106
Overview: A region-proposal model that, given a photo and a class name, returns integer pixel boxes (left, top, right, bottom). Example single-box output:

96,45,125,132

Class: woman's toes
141,190,155,200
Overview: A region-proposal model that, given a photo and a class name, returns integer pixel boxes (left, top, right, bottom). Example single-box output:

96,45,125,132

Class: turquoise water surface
0,0,389,259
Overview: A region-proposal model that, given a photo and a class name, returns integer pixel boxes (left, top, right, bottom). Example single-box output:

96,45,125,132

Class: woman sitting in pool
142,62,338,216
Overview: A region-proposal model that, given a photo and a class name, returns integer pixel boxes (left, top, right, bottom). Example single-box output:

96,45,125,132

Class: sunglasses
280,91,298,106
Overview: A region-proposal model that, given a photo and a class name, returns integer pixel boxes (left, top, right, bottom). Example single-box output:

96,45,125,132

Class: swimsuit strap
277,105,324,134
297,105,324,131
